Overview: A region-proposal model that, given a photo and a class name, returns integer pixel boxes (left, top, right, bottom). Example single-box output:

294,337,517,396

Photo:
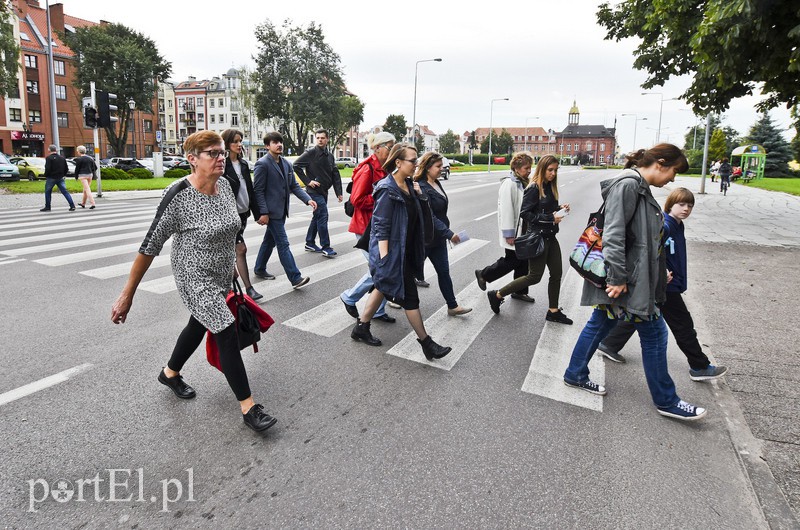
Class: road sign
156,130,162,142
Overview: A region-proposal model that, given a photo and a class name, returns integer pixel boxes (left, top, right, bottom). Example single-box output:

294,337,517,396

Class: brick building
472,126,557,156
555,101,616,165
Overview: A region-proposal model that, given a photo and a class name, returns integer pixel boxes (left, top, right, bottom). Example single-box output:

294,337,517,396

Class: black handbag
231,279,261,350
514,217,545,260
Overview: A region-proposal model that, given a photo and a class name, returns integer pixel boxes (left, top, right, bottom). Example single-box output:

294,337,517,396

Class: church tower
568,99,580,126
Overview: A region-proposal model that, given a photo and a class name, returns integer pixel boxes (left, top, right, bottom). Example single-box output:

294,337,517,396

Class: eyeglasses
401,158,418,164
200,149,229,158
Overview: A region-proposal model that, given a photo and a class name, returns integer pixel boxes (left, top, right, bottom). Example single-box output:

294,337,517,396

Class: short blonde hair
77,145,87,154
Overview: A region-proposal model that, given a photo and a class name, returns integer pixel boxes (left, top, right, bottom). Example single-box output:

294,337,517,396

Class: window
168,130,174,139
55,84,67,100
196,97,203,106
29,110,42,123
143,120,153,132
209,99,215,108
586,142,593,150
9,81,19,99
179,114,185,122
600,143,606,151
566,144,571,152
24,55,37,68
197,113,204,122
219,114,225,123
26,80,39,94
168,115,173,123
20,32,30,41
54,60,65,76
256,148,268,158
231,114,239,126
218,98,224,107
57,112,68,128
9,108,21,122
210,115,215,124
168,100,173,108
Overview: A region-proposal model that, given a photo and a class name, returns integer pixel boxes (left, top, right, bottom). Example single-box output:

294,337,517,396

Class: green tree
65,23,171,156
383,114,407,143
413,130,425,153
234,65,259,146
480,129,513,155
0,4,19,98
708,129,728,161
468,130,478,150
744,113,792,176
322,94,364,154
252,19,346,155
438,129,459,154
684,115,739,155
790,105,800,162
597,1,800,113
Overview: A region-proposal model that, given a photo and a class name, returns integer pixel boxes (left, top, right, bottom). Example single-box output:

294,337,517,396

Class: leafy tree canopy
597,0,800,113
321,94,364,153
790,105,800,162
744,112,792,175
438,129,459,154
684,114,739,155
383,114,407,143
480,129,514,155
253,19,346,155
0,3,19,98
708,129,728,161
65,23,171,156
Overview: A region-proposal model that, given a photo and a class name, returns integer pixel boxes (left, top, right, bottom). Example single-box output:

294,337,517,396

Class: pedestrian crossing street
0,196,602,410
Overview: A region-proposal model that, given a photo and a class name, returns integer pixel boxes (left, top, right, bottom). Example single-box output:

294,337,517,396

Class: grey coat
580,169,667,316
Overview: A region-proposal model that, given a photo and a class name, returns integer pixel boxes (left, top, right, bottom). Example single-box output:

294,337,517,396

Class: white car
335,157,357,168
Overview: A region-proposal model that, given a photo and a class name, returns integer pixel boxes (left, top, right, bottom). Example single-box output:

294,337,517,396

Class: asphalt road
0,169,790,528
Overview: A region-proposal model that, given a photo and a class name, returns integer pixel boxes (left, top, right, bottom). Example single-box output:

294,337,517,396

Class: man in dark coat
40,144,75,212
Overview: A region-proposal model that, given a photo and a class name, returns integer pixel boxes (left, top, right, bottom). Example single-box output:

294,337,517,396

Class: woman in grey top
111,130,277,433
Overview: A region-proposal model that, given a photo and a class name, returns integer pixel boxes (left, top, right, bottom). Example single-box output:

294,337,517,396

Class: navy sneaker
321,248,337,258
304,243,322,253
657,400,707,421
563,379,607,396
689,365,728,382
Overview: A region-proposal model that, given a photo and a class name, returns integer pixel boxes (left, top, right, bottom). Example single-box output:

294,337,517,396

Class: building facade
472,126,558,156
556,101,617,165
157,81,178,154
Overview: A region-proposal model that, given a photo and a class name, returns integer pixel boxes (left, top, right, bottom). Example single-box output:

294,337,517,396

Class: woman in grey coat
563,144,707,421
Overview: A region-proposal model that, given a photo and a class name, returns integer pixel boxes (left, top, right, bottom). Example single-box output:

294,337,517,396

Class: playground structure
730,144,766,182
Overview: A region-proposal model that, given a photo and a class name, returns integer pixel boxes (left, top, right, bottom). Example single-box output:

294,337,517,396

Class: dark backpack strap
139,179,190,253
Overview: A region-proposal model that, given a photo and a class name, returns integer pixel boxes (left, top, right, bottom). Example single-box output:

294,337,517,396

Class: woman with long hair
74,145,96,209
414,152,471,316
563,144,707,421
221,128,262,300
487,154,572,324
350,143,451,361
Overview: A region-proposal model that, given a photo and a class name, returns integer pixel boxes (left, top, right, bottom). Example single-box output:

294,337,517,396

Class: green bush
128,168,153,179
100,167,135,180
164,168,190,179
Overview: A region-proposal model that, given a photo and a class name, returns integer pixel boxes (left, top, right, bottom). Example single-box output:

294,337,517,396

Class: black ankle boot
417,335,452,360
351,319,382,346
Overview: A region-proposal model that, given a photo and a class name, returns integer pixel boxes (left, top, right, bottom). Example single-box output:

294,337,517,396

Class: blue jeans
341,234,388,317
564,308,679,409
425,241,457,309
254,217,302,285
44,178,75,208
305,191,330,249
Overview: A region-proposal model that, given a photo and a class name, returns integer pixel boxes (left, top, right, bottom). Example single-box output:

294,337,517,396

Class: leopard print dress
139,177,241,333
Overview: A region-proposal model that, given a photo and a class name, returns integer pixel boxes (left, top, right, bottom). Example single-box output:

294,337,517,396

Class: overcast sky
67,0,793,152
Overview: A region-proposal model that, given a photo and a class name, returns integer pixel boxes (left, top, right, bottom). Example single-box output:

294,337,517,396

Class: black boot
351,319,382,346
418,335,452,360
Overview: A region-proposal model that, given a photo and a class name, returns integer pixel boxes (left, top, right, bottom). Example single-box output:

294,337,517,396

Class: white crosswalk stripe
0,204,154,233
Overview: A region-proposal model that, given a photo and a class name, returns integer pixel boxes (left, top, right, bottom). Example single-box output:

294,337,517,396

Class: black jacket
73,155,96,176
44,153,68,179
293,146,343,197
222,157,258,219
519,181,560,236
418,180,454,245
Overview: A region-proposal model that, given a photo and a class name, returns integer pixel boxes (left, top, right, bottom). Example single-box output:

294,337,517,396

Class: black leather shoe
374,313,396,323
341,297,359,318
487,290,504,314
474,270,487,291
415,278,430,288
158,369,196,399
39,207,51,212
546,309,574,325
253,270,276,280
510,293,536,303
418,335,452,360
242,404,277,432
351,319,381,346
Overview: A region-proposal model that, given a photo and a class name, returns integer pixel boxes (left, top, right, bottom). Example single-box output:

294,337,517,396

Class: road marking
520,269,605,411
0,205,154,232
2,229,150,256
0,363,93,407
0,220,153,247
474,210,496,221
284,238,489,338
0,257,24,266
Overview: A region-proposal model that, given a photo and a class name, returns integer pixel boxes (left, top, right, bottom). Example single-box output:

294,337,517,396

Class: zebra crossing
0,191,598,411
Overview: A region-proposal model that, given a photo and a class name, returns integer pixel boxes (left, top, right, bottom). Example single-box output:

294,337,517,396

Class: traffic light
96,90,118,128
83,106,97,128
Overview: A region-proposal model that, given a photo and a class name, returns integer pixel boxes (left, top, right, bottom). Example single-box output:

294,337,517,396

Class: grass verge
745,178,800,196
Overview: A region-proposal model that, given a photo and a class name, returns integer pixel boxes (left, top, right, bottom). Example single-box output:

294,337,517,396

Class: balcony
182,102,195,111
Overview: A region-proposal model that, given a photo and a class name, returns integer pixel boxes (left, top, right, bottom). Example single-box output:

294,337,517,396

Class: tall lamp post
621,113,647,151
128,99,136,158
524,116,539,151
641,92,678,143
487,98,509,173
411,58,442,147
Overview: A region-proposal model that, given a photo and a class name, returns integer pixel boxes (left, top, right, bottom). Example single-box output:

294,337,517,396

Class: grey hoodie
580,169,667,316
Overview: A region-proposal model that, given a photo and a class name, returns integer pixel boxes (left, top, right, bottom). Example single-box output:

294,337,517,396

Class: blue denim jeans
341,234,388,317
254,216,302,285
305,191,330,249
564,308,679,409
44,177,75,208
425,241,457,309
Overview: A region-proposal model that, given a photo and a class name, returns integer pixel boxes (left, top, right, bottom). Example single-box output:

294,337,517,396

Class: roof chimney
48,3,65,34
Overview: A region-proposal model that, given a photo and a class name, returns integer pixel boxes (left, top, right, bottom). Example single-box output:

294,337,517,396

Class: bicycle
720,177,729,196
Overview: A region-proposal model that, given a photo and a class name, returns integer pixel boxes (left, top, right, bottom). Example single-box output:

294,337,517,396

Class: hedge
100,167,135,180
164,168,190,179
128,168,153,179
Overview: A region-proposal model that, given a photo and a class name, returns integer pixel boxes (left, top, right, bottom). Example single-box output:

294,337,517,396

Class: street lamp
641,92,678,143
411,58,442,148
621,113,648,151
524,116,539,151
646,126,670,146
128,98,136,159
487,98,509,173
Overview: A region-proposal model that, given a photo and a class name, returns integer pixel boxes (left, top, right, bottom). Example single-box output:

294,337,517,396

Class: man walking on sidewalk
293,129,343,258
253,132,317,289
40,144,75,212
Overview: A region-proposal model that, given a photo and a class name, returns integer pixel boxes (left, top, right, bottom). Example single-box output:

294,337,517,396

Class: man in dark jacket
41,144,75,212
293,129,343,257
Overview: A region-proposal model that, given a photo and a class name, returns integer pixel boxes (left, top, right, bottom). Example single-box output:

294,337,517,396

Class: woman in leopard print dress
111,130,277,433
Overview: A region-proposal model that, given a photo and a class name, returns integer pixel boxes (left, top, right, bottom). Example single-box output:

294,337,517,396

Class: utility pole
90,82,102,196
45,0,59,150
699,114,711,194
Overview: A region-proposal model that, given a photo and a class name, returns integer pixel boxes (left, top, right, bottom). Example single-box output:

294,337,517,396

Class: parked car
173,160,191,171
139,158,155,171
335,157,357,168
110,157,150,173
162,156,186,168
440,156,451,180
10,157,47,181
0,153,21,181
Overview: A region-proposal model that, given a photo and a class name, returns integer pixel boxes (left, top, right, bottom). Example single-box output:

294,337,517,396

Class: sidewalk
0,188,162,210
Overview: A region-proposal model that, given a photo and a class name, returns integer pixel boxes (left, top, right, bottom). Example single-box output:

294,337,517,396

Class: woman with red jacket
340,132,396,322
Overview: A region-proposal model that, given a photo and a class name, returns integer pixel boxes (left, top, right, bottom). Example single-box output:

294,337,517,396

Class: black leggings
167,316,252,401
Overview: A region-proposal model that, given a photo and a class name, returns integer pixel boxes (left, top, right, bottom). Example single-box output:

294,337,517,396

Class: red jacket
348,154,387,235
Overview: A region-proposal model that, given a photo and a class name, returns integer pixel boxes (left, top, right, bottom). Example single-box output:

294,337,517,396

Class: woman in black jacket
487,154,572,323
414,152,471,316
221,128,263,301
